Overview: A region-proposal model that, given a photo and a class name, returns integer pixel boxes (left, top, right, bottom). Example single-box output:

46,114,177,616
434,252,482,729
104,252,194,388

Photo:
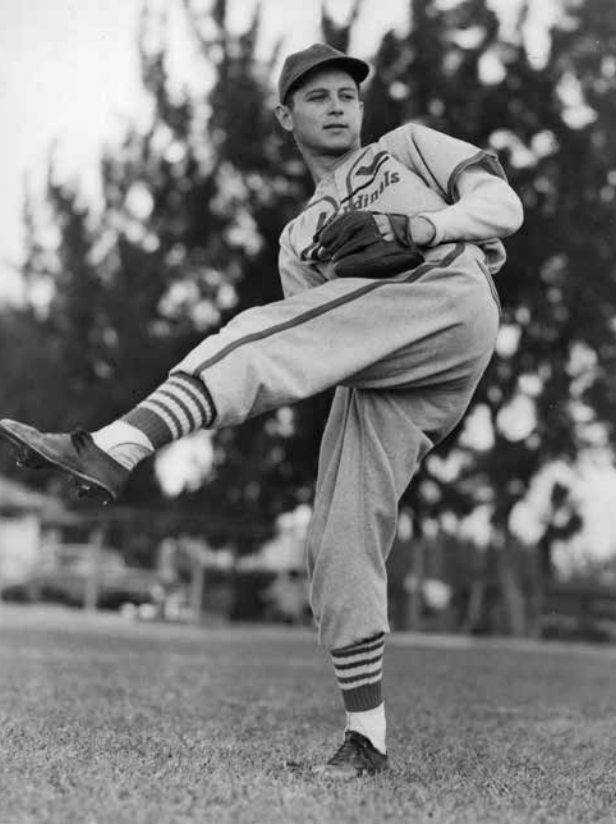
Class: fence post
84,525,103,612
189,551,205,623
406,539,425,631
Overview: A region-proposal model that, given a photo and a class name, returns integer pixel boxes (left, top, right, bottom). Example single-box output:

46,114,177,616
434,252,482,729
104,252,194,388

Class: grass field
2,605,616,823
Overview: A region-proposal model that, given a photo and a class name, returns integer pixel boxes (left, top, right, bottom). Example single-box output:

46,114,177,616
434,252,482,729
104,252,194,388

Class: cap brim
284,56,370,101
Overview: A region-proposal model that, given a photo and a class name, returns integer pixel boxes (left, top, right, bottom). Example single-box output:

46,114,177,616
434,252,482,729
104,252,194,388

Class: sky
0,0,412,300
0,0,144,299
0,0,552,299
1,0,614,566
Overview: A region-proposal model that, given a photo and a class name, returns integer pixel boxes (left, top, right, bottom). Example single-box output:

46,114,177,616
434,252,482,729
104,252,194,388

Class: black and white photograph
1,0,615,822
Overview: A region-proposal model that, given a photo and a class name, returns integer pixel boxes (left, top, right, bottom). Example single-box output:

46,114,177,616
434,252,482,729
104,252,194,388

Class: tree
1,0,323,543
362,0,616,632
3,0,616,619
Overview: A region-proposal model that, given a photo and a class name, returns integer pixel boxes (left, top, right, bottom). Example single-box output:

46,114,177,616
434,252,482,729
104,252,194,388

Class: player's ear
274,103,294,133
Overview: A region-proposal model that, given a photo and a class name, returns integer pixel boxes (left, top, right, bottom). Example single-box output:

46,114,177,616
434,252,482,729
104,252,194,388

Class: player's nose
327,96,344,115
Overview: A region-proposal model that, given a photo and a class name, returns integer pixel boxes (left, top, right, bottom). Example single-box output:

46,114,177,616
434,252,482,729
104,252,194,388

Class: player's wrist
409,215,437,247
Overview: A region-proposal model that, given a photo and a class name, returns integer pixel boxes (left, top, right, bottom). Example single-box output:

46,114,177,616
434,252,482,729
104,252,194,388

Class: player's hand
409,215,436,247
374,213,435,247
372,213,395,242
312,210,424,279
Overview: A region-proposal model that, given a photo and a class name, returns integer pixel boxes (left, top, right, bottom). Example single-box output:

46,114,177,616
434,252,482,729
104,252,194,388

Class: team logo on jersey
297,150,402,262
340,149,401,211
297,196,338,262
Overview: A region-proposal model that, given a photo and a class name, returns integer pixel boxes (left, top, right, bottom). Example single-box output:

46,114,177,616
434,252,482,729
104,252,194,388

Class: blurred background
1,0,615,641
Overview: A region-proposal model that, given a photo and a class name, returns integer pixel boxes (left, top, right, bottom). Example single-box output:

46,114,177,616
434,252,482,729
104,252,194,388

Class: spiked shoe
313,731,389,779
0,419,129,504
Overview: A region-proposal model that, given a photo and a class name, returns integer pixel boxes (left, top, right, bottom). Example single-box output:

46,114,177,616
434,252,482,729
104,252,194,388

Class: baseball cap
278,43,370,104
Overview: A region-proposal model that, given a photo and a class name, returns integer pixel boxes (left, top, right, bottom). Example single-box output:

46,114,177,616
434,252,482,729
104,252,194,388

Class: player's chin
320,130,356,153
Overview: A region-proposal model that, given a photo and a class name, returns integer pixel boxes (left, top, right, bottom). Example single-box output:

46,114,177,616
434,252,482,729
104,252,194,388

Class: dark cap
278,43,370,104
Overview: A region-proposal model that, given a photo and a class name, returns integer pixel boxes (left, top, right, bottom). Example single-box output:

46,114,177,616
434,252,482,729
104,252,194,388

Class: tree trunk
495,536,527,636
527,534,554,638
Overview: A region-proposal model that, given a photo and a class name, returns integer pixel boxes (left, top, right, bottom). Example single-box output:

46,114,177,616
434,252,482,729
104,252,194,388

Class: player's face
279,69,363,157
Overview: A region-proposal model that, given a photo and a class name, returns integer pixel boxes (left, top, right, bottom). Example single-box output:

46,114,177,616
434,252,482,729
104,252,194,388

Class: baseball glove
314,211,424,279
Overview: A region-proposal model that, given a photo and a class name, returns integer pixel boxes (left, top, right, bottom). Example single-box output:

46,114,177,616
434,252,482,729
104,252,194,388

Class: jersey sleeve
278,225,325,299
381,123,523,273
417,166,524,247
381,122,508,201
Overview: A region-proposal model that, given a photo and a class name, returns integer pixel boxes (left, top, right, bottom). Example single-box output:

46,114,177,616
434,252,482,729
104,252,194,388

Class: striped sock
122,372,216,448
330,632,384,713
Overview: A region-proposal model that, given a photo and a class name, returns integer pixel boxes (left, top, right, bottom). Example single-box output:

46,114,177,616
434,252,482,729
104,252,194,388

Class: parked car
1,543,163,610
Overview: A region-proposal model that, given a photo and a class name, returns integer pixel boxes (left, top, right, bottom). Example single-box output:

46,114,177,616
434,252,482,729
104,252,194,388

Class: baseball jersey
279,123,521,298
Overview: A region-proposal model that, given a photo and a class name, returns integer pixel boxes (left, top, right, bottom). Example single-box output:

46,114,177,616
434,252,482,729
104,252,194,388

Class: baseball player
0,43,523,778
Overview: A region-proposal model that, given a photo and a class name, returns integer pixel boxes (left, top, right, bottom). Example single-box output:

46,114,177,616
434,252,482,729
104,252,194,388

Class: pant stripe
191,245,464,375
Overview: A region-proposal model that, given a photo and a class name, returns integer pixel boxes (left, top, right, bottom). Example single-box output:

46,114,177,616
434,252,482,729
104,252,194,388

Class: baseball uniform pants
173,242,500,649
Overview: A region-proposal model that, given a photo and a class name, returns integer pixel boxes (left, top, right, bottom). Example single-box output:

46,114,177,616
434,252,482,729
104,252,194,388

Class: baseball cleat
313,730,389,779
0,419,129,504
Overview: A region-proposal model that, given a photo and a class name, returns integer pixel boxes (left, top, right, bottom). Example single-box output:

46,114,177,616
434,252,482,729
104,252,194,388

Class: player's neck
301,145,361,185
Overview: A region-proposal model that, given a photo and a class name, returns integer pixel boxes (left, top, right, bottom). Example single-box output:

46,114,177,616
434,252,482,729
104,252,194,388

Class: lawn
1,604,616,823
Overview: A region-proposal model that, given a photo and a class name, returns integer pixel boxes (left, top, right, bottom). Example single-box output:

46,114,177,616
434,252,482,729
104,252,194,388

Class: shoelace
70,428,92,452
327,731,369,766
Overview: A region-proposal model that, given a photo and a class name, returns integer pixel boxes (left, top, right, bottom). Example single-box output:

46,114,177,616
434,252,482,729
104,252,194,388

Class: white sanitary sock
347,702,387,755
92,421,154,471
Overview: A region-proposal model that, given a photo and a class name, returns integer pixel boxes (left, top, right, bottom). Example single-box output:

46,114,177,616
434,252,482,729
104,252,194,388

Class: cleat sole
75,482,111,506
0,424,116,505
0,431,52,470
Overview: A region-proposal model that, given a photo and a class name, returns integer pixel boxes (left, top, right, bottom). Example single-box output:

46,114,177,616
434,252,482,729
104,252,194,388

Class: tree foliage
360,0,616,541
1,0,615,577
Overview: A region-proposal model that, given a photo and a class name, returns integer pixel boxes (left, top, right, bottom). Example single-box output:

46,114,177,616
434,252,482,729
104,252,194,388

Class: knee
309,564,390,651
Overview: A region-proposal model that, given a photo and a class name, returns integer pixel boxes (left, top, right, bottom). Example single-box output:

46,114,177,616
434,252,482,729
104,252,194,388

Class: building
0,475,75,589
